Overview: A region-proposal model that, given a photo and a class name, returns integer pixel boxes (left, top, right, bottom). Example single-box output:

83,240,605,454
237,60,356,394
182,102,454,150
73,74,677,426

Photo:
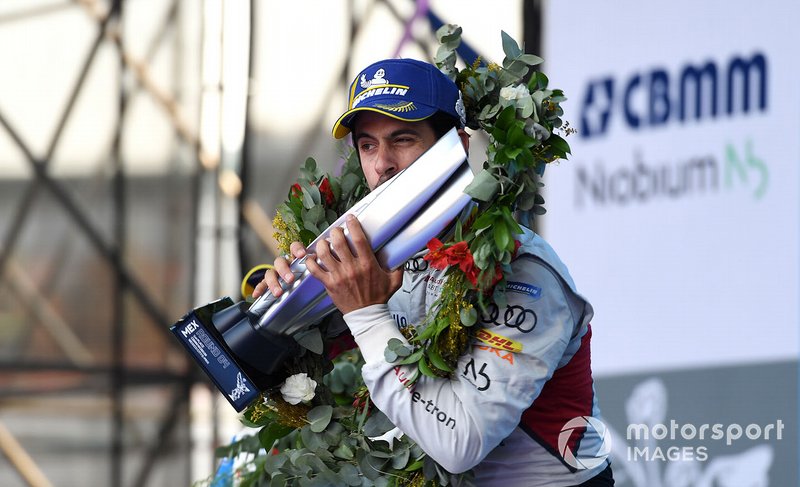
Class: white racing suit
343,227,610,486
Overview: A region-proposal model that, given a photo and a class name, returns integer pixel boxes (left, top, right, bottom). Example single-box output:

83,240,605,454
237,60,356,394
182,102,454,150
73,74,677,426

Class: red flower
291,183,302,198
446,241,470,266
513,239,522,258
319,178,335,206
424,238,450,270
459,252,480,286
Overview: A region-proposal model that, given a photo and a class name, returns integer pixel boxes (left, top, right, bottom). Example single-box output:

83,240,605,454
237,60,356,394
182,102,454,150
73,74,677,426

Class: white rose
499,84,530,103
280,373,317,405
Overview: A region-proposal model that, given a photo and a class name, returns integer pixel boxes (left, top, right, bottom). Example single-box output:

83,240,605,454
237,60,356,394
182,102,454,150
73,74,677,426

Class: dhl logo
475,329,523,353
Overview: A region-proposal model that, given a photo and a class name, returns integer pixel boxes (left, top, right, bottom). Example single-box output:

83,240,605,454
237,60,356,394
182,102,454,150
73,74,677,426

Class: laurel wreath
207,25,574,487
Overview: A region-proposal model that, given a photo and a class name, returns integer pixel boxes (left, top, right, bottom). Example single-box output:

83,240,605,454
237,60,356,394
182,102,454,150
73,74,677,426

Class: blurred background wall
0,1,795,486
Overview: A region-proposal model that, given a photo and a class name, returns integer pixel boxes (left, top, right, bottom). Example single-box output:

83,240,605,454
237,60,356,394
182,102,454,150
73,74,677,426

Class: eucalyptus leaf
464,169,500,202
435,24,462,43
363,410,396,437
308,405,333,433
391,446,411,470
303,219,319,234
384,349,398,363
517,191,537,211
303,205,324,225
300,425,327,451
519,53,544,66
492,285,508,309
358,452,382,481
459,306,478,326
269,473,288,487
333,442,354,460
304,157,317,173
338,464,361,486
500,30,522,59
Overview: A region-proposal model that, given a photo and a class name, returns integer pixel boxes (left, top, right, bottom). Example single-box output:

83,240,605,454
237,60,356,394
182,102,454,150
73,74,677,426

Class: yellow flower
272,211,300,254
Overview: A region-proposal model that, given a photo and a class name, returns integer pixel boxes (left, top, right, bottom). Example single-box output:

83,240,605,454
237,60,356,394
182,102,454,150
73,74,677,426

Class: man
254,58,614,486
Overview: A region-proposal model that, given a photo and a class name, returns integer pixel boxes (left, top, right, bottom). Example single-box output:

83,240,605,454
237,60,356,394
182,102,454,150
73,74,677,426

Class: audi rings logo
481,303,537,333
558,416,612,470
405,257,429,272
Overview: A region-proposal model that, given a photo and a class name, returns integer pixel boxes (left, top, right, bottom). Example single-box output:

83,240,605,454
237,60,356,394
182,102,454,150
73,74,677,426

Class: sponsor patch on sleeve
506,281,542,299
475,328,523,353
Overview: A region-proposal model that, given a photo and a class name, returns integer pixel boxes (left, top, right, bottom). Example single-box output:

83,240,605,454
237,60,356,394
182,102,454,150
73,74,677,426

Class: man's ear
457,128,470,153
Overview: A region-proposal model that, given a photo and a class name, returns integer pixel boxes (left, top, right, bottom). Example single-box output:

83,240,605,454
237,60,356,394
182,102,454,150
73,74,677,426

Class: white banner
542,0,799,375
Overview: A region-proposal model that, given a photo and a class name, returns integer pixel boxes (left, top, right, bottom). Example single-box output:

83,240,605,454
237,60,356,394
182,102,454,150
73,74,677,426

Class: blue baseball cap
332,58,465,139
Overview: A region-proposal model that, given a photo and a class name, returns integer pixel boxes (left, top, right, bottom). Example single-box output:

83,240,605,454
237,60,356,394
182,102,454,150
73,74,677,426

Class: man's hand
307,214,402,314
252,241,308,299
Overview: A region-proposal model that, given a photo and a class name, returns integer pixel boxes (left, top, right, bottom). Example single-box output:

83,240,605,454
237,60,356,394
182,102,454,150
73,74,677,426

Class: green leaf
517,191,537,211
268,473,287,487
333,442,354,460
358,452,383,481
307,405,333,433
501,30,522,59
459,306,478,326
303,205,325,225
495,105,517,130
264,451,288,474
418,356,438,378
304,157,317,173
396,347,425,365
338,464,361,486
494,223,511,251
435,23,462,43
258,422,295,450
426,346,452,373
299,181,321,208
384,349,398,363
391,446,411,470
547,133,571,155
519,53,544,66
363,410,395,437
465,169,500,202
300,425,327,451
340,173,361,196
528,71,549,91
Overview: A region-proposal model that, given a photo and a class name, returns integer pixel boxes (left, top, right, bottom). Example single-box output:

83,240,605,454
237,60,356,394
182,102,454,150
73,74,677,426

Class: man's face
351,111,438,190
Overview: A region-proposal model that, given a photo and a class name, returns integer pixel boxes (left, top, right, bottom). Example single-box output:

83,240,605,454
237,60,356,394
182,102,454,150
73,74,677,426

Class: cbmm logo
580,53,767,138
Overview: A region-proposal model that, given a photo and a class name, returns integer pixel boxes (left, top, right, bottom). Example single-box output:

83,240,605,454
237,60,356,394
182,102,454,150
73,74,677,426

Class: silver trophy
171,128,473,410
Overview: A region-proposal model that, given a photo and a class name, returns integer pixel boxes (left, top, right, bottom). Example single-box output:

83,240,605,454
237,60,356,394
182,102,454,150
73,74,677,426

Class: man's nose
374,145,397,179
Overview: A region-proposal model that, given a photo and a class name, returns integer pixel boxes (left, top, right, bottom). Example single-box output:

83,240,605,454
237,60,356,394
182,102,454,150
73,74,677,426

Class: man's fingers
329,227,354,262
289,242,307,259
304,254,326,282
345,215,372,257
314,237,340,271
252,280,268,298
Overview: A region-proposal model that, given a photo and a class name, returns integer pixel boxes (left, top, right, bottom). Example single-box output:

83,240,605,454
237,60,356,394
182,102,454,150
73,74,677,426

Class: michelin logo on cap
360,68,389,88
351,66,410,108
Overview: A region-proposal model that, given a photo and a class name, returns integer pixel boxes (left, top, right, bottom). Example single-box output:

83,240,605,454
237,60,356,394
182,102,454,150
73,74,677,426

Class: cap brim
331,105,438,139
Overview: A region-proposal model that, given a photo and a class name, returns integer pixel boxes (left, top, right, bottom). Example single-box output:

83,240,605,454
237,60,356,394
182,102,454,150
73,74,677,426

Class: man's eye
360,143,375,151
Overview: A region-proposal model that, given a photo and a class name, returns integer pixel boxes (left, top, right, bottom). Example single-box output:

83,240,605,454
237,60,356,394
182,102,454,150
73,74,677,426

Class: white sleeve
343,258,583,474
